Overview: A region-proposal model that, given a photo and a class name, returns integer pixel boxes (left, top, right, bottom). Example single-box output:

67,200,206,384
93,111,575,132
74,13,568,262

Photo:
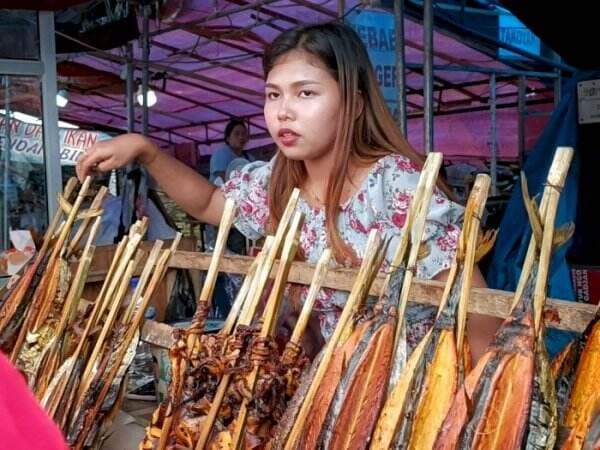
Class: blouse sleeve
416,188,463,279
221,160,271,240
380,154,464,279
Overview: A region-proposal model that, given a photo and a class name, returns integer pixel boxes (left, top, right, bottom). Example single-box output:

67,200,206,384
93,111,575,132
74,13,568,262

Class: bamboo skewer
72,238,181,449
394,153,443,348
220,251,264,337
38,177,79,258
384,153,443,388
93,219,147,330
193,193,300,450
197,199,236,306
512,146,574,314
532,148,574,333
122,240,164,324
229,212,304,450
66,186,108,257
282,229,382,450
0,179,78,334
431,148,573,450
156,201,237,450
75,257,137,407
379,153,442,300
370,175,491,450
288,248,332,348
9,178,93,362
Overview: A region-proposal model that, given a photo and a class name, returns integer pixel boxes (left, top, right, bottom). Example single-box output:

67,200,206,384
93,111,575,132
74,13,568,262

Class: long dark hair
263,22,429,265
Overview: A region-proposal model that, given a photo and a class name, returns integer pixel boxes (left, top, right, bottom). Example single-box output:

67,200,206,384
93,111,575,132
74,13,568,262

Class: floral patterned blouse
222,154,464,349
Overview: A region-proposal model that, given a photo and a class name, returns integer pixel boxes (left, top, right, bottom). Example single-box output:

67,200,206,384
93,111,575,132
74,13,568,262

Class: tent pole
554,69,562,107
424,0,434,153
490,73,498,196
337,0,345,19
394,0,407,137
126,43,135,134
141,4,150,137
518,75,527,165
2,76,11,250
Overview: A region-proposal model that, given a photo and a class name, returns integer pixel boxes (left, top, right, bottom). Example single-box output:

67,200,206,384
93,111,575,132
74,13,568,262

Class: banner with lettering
346,8,398,118
0,115,111,166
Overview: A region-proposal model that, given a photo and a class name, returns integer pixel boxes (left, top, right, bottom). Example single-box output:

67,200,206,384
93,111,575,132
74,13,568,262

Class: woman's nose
277,97,295,121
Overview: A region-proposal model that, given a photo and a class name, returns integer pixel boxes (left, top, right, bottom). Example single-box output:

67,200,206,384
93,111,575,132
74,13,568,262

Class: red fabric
0,351,67,450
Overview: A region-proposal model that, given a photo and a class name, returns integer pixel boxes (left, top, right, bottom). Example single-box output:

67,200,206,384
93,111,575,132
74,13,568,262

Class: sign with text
577,79,600,124
346,9,399,118
0,115,110,166
498,12,541,60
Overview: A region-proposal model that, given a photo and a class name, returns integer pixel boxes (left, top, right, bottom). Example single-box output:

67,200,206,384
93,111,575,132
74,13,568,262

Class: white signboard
0,115,111,165
578,79,600,124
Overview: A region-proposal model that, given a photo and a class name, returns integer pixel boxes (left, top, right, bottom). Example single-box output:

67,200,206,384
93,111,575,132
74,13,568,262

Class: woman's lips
278,129,300,146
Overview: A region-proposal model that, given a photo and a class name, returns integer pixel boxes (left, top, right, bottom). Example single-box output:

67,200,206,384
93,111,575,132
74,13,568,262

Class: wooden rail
138,250,596,348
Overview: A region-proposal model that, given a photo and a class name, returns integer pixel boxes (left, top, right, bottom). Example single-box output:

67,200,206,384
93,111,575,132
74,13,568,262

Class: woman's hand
76,133,158,181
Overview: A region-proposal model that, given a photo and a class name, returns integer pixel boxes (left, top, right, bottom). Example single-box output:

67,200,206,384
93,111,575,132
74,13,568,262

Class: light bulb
136,85,157,108
56,89,69,108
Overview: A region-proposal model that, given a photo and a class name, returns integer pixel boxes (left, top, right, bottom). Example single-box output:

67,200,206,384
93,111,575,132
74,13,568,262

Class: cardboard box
571,265,600,305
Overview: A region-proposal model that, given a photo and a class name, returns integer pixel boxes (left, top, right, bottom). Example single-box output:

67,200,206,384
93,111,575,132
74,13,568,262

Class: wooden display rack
80,242,598,350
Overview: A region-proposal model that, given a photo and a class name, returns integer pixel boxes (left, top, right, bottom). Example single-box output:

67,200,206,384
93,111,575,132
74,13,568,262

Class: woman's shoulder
375,153,422,175
227,159,271,182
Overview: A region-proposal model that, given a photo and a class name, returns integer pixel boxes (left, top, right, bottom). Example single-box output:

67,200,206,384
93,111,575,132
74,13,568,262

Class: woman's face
227,124,248,152
264,50,341,163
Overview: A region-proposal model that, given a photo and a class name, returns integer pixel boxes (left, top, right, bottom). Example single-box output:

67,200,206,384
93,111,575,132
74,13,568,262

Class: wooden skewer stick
283,229,382,450
39,177,79,258
394,153,442,345
379,153,442,300
194,191,300,450
9,178,94,362
230,212,304,450
288,248,332,348
122,240,164,324
156,201,236,450
76,258,137,406
197,199,236,306
48,176,93,266
532,148,573,333
67,186,108,257
93,221,146,330
511,146,574,315
220,253,264,337
39,245,95,407
456,174,491,365
73,241,179,450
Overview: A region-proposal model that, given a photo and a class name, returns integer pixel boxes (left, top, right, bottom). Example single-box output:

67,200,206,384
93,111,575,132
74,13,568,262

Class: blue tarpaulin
485,71,600,356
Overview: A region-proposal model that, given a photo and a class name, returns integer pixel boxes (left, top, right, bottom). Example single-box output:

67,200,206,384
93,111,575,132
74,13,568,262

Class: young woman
76,22,500,362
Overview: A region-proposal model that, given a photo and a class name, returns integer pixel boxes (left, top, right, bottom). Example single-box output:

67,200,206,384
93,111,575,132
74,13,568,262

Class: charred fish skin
525,336,557,450
318,317,384,448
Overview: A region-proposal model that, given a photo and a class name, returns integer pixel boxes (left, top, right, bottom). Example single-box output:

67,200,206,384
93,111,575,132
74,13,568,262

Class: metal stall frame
0,11,61,245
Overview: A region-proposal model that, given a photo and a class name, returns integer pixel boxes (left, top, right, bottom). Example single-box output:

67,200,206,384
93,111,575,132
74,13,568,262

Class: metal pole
423,0,434,153
489,73,497,196
337,0,345,19
3,76,11,249
39,11,61,224
142,4,150,137
518,75,527,165
554,69,562,108
394,0,407,136
126,43,135,133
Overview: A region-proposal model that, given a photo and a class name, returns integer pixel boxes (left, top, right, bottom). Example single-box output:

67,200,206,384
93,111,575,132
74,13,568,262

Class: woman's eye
266,91,279,100
299,90,315,98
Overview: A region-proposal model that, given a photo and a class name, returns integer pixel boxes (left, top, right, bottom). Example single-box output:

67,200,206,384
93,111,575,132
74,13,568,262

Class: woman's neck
303,151,338,200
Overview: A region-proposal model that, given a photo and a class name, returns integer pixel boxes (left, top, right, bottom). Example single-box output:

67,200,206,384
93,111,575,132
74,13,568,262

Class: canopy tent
0,0,564,162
